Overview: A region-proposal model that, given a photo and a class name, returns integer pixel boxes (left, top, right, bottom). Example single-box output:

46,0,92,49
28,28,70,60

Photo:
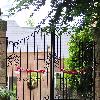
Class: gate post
0,8,7,87
94,28,100,99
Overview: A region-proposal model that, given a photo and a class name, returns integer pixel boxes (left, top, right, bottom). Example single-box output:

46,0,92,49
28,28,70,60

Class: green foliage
28,72,40,85
64,27,93,98
13,83,16,99
8,0,46,15
0,87,16,99
8,0,100,30
55,79,65,96
26,17,34,27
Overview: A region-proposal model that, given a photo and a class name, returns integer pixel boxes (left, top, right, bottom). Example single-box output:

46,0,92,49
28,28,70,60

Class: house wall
7,52,64,100
7,52,63,100
7,52,49,100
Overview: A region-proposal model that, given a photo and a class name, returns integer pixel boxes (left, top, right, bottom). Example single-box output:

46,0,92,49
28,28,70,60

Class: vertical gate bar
81,41,84,97
58,96,59,99
8,76,10,90
41,28,42,39
47,45,48,59
50,29,55,100
63,57,64,99
33,93,34,100
27,41,29,75
24,38,25,44
47,67,48,87
79,41,81,67
53,31,55,100
20,48,21,80
60,35,61,91
13,43,14,53
16,78,18,100
34,32,35,59
66,78,67,100
37,46,38,86
12,68,13,91
30,69,31,100
44,33,45,61
57,36,58,58
23,79,24,100
40,73,41,100
78,40,81,98
50,30,52,100
82,42,84,67
93,41,95,100
6,37,8,86
46,45,49,87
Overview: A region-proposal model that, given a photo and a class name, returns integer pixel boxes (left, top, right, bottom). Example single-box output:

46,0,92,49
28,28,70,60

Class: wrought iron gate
6,28,95,100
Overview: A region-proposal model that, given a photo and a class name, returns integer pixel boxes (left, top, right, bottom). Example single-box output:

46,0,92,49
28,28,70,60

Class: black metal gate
6,28,95,100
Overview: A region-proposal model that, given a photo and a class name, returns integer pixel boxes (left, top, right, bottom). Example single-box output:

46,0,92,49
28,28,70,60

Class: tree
9,0,100,99
26,16,34,27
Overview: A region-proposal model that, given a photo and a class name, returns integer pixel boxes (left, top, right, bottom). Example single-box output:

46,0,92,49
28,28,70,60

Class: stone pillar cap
0,8,7,31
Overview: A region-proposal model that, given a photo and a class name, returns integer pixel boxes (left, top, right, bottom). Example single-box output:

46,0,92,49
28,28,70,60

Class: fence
6,28,95,100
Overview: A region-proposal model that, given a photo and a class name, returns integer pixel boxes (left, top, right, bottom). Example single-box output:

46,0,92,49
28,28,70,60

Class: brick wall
7,52,48,99
0,20,7,87
7,52,64,100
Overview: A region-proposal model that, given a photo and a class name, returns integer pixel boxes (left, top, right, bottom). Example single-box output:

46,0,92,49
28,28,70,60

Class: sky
0,0,51,27
0,0,83,28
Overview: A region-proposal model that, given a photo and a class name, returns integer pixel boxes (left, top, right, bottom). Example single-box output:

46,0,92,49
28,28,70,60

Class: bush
0,87,16,100
64,27,93,98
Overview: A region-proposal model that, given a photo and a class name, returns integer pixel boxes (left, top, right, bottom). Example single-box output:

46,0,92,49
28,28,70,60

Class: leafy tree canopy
9,0,100,30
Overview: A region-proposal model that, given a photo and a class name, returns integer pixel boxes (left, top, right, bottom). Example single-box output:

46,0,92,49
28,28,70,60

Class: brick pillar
0,19,7,87
95,71,100,100
94,28,100,100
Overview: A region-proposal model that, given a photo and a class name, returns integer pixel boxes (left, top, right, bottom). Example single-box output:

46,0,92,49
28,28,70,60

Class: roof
6,20,69,58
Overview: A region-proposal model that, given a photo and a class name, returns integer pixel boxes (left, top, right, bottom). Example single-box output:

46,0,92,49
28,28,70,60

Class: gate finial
0,8,1,16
